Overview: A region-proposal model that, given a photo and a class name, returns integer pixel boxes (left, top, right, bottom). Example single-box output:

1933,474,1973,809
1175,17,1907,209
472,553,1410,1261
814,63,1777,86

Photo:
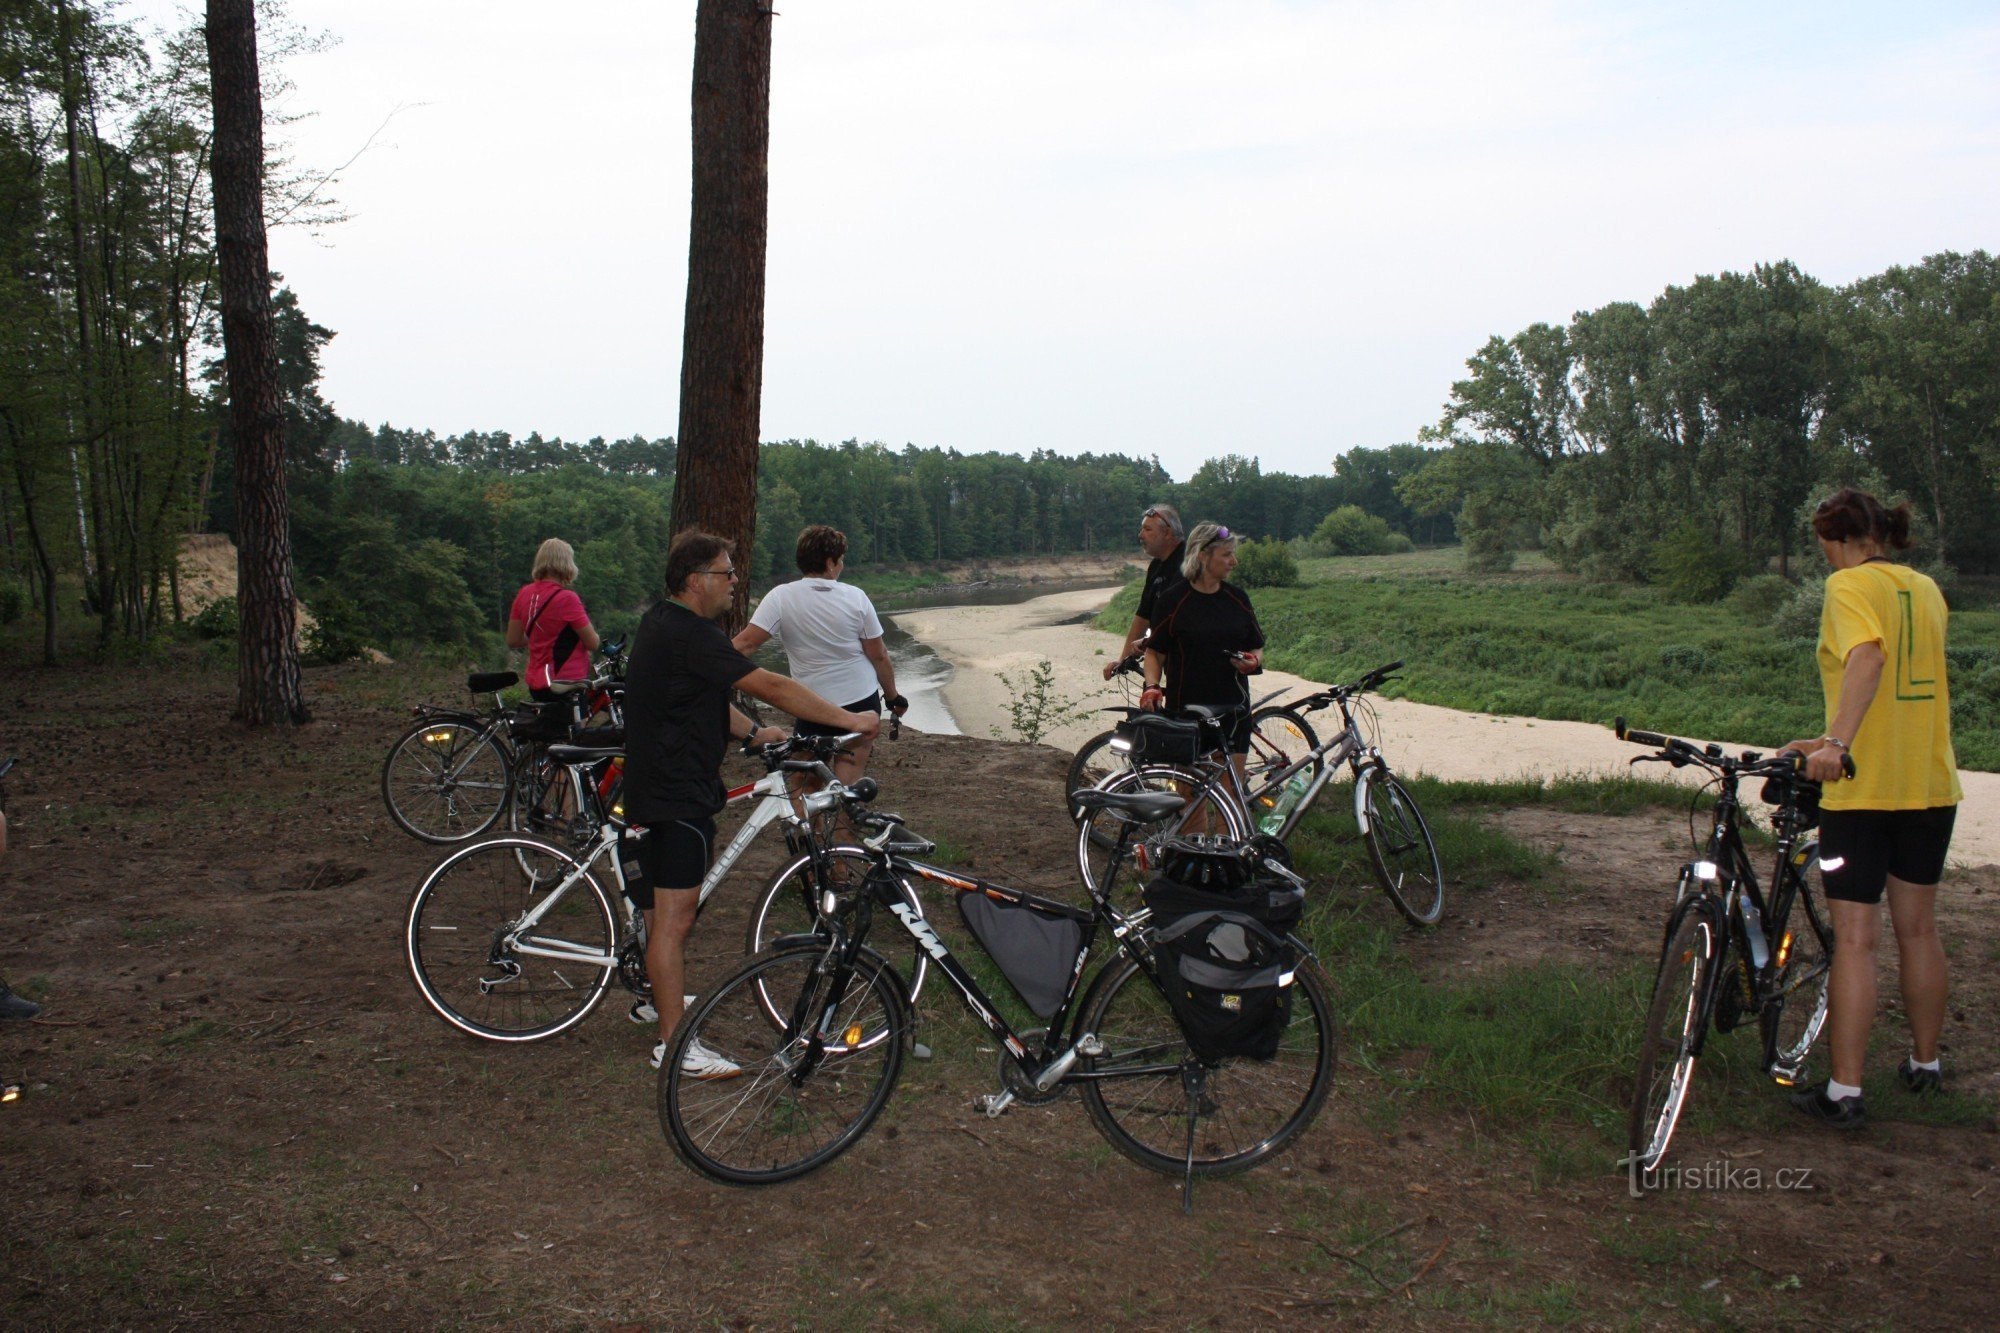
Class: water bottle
1739,894,1770,969
1257,770,1313,835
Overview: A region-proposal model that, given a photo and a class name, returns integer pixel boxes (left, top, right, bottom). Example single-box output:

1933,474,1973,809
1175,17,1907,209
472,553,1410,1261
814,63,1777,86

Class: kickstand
1180,1065,1203,1213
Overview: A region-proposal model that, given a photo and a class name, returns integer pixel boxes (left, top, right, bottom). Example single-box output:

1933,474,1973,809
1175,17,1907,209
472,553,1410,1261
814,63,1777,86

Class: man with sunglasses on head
622,530,880,1078
1104,503,1187,681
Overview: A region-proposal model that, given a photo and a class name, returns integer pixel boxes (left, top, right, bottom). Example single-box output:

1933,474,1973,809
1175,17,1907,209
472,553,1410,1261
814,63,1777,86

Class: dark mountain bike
381,638,627,845
658,787,1335,1206
1618,720,1844,1180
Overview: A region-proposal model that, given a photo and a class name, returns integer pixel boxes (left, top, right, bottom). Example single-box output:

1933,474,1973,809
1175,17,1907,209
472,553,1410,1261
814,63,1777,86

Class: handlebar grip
1613,717,1671,748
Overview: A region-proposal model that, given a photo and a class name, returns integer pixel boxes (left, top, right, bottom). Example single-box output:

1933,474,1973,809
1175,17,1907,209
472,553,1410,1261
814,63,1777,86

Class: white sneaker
628,995,697,1025
651,1037,742,1079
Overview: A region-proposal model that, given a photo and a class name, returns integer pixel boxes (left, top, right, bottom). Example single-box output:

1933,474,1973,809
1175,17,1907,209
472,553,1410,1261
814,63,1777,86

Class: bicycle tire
513,751,596,850
1064,729,1130,813
405,835,619,1042
660,943,906,1186
1356,767,1444,926
1628,906,1716,1175
1077,765,1251,894
1079,955,1334,1177
1761,847,1834,1080
381,717,513,843
1244,707,1322,801
745,847,930,1018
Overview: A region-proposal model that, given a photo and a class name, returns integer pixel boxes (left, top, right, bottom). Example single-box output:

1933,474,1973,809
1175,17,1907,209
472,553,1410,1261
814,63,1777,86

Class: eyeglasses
694,566,738,580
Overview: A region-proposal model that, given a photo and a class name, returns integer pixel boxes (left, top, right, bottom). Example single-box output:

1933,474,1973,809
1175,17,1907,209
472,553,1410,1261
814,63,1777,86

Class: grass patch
1088,555,2000,770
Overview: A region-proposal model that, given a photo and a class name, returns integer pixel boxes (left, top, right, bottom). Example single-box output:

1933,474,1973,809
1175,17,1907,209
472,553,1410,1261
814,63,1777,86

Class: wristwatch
1818,735,1849,751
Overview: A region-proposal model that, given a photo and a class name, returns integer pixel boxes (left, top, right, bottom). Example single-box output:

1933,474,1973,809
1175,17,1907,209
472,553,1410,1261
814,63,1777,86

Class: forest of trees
4,3,1996,663
1404,254,2000,582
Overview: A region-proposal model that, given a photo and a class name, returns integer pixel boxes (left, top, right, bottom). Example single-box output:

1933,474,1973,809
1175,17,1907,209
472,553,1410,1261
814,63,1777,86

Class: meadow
1101,548,2000,770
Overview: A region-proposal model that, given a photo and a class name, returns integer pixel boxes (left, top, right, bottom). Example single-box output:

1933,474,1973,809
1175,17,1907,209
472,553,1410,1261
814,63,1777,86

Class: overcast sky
129,1,2000,480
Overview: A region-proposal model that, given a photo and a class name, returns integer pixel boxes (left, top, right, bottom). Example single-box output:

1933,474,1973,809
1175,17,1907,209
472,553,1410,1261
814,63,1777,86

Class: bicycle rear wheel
745,848,930,1016
1761,850,1834,1081
1357,767,1444,926
1064,729,1129,813
1079,955,1334,1177
1245,707,1322,790
1628,907,1716,1175
382,718,512,843
1077,765,1250,894
660,944,906,1186
405,836,618,1041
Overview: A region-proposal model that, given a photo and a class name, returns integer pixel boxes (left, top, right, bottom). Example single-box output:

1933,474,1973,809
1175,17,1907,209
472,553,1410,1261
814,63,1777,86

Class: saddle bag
956,892,1084,1019
509,700,573,742
1113,713,1207,767
1142,871,1305,1062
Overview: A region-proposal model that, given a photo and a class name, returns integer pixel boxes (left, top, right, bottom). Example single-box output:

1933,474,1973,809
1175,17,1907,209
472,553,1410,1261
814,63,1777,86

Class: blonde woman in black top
1141,521,1265,781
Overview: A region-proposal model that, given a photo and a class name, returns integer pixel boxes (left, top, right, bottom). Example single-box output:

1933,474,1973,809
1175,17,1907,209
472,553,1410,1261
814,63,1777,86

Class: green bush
1648,521,1748,603
1311,505,1398,557
1769,580,1824,641
1657,644,1715,677
0,575,25,625
1725,573,1793,624
1233,537,1300,588
189,596,238,639
303,590,371,665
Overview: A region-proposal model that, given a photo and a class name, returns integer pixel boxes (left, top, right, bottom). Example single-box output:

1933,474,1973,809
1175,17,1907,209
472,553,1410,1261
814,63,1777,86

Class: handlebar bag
1759,775,1822,828
1143,874,1304,1062
1114,714,1207,767
956,893,1084,1020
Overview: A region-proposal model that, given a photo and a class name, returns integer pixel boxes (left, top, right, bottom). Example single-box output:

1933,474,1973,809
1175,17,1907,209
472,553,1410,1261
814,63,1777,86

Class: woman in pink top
506,538,601,700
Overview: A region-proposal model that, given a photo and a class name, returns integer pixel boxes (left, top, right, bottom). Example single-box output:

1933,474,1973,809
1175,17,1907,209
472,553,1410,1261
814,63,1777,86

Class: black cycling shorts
794,692,880,739
1817,806,1957,904
626,817,716,910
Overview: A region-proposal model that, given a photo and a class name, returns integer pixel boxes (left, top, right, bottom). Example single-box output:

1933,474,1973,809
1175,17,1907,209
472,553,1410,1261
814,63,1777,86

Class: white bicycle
404,732,929,1042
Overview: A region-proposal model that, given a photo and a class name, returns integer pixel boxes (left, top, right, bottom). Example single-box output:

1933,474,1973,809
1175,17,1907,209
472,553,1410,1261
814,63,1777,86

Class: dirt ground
2,652,1998,1329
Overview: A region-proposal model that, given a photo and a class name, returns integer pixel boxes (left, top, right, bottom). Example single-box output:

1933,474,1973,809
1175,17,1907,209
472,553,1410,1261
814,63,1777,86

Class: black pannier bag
956,892,1084,1019
509,700,573,743
1143,871,1305,1062
1113,713,1207,767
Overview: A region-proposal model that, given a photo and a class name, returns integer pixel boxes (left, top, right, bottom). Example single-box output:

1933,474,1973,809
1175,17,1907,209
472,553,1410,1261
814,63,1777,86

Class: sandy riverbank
890,586,2000,868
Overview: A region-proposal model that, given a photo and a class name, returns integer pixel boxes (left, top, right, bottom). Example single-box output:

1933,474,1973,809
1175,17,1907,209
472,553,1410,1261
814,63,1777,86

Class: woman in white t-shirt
732,525,906,782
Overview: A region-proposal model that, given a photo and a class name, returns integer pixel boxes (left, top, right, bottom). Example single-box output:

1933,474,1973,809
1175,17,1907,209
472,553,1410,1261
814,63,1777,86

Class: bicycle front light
1691,861,1720,881
1109,737,1132,755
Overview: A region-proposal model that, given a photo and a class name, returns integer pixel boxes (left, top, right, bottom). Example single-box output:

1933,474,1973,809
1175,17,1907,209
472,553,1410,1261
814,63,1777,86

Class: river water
744,578,1121,736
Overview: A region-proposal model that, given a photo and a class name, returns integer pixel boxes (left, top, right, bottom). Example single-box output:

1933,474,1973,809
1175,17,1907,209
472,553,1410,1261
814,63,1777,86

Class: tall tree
670,0,772,626
206,0,306,724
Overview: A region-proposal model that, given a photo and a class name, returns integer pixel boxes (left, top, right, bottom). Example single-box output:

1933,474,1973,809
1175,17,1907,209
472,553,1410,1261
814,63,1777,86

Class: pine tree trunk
670,0,773,629
206,0,308,726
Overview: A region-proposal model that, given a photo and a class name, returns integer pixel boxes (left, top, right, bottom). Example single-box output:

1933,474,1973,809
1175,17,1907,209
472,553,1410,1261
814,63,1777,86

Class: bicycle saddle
1072,789,1184,821
546,738,622,762
467,671,518,693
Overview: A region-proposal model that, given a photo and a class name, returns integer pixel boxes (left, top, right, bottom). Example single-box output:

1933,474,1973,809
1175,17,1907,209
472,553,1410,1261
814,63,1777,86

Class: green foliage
188,596,238,640
1648,520,1749,602
1244,559,2000,770
990,658,1094,746
1768,580,1824,641
1311,504,1397,556
1232,537,1300,588
302,591,370,666
1725,573,1795,623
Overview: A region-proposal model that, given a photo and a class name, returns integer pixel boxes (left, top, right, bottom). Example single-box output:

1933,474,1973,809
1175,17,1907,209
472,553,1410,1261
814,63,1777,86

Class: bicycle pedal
973,1090,1015,1118
911,1041,933,1061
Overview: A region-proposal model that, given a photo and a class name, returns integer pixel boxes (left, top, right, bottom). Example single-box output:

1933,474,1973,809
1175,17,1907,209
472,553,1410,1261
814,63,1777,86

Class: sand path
890,586,2000,869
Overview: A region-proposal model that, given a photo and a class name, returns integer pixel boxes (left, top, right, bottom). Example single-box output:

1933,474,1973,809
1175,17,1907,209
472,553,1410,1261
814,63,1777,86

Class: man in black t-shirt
1104,503,1187,681
623,531,879,1077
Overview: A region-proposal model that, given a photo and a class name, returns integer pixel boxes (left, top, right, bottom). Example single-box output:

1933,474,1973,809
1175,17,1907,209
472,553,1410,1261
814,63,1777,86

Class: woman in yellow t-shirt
1782,488,1962,1129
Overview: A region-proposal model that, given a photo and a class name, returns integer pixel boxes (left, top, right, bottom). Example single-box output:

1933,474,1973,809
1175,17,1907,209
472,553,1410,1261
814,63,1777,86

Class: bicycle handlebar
1612,717,1855,780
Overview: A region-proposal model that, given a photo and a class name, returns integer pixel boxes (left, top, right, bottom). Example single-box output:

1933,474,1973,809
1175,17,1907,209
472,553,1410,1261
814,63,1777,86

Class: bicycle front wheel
660,944,907,1186
1761,849,1834,1080
1245,707,1322,791
746,848,929,1015
1079,955,1334,1177
1064,729,1130,813
1077,765,1250,894
405,836,618,1042
1357,767,1444,926
1628,907,1717,1175
382,718,512,843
